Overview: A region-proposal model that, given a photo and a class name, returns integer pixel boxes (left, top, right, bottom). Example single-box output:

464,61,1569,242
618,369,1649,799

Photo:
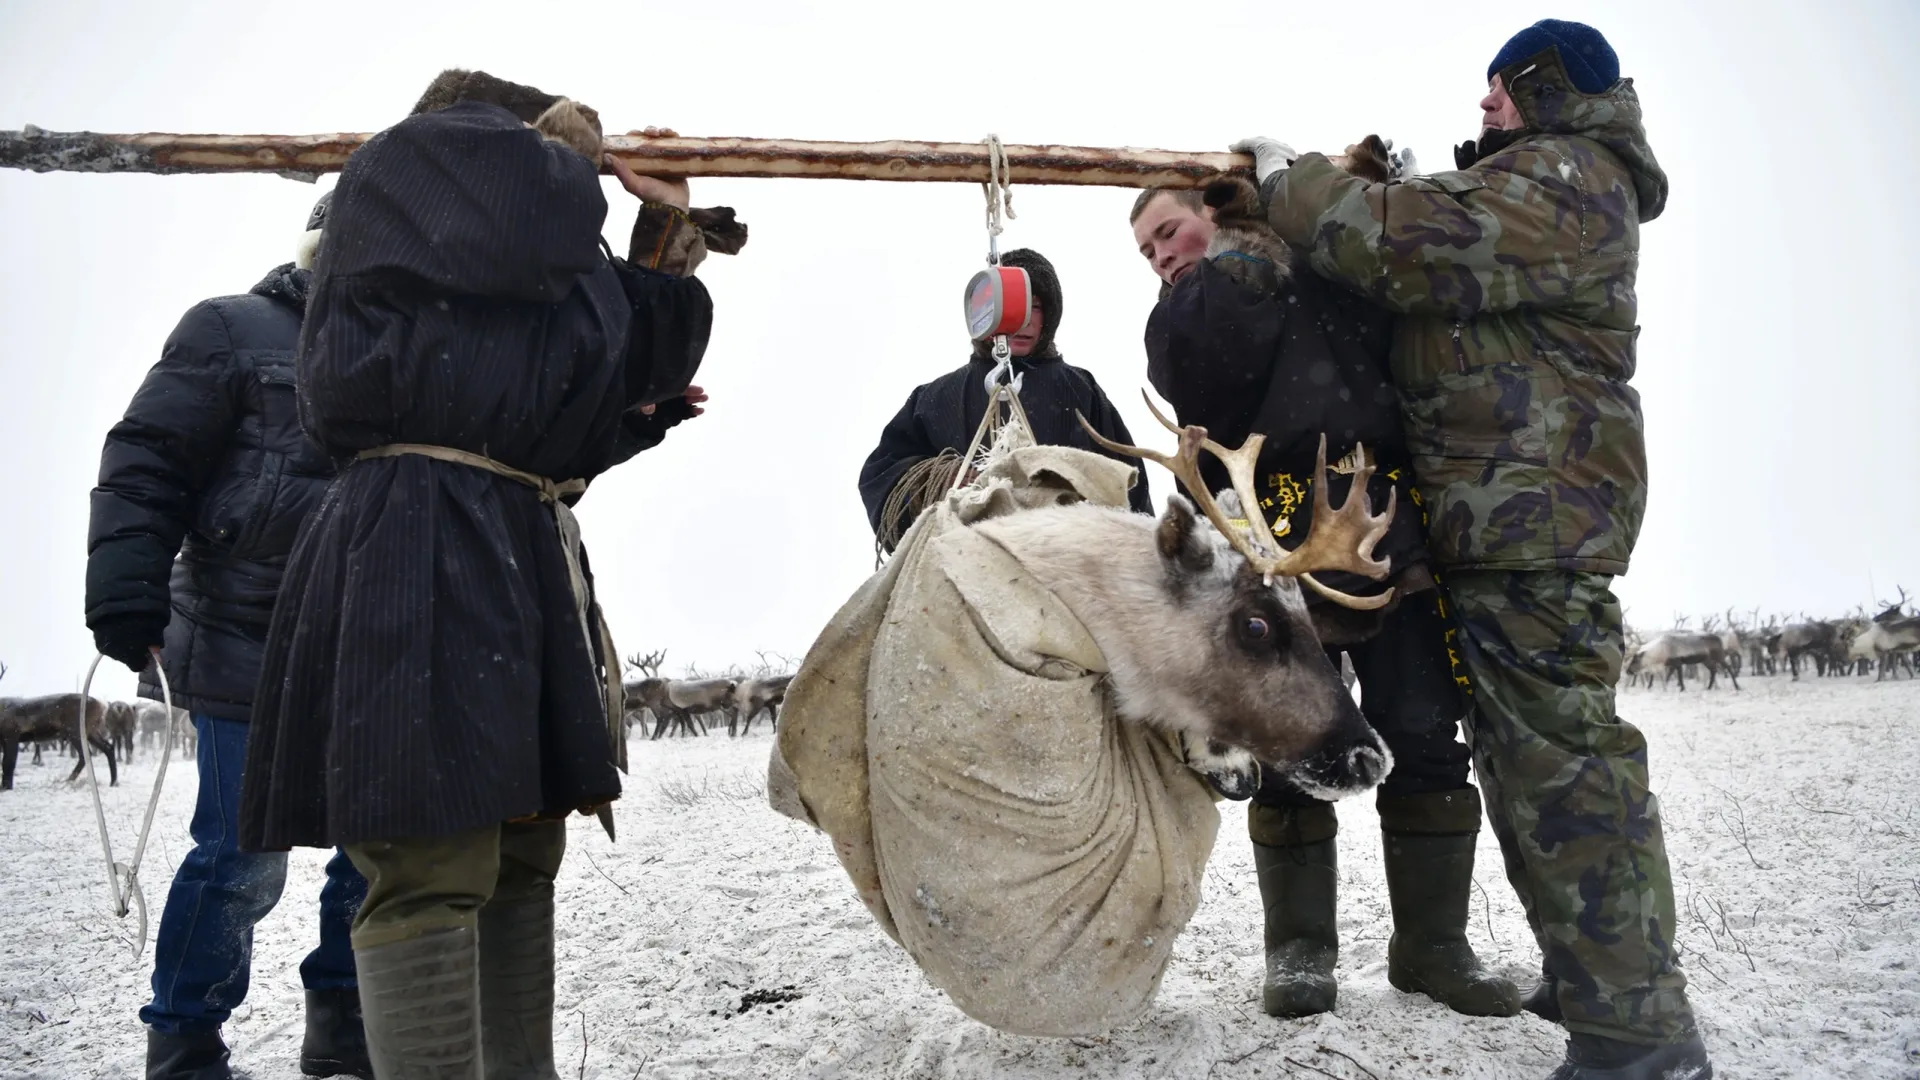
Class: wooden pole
0,127,1250,188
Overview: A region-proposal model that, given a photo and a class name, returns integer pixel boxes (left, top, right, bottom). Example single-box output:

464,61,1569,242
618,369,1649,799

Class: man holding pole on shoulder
237,69,740,1079
1235,20,1711,1080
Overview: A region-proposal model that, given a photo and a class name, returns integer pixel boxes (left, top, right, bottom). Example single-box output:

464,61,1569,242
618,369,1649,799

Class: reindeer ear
1203,180,1241,210
1157,495,1216,576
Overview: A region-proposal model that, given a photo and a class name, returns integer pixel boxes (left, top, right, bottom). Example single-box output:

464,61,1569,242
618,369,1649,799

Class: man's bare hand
638,385,708,418
606,153,690,210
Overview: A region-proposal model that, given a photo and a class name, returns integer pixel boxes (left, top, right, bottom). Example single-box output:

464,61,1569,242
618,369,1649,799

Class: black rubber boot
300,987,373,1078
355,925,483,1079
1545,1032,1714,1079
478,892,559,1080
1523,967,1562,1022
146,1029,231,1080
1249,802,1340,1018
1378,790,1521,1017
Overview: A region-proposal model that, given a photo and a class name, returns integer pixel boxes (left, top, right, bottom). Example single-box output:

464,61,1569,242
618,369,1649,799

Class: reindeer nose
1345,733,1392,789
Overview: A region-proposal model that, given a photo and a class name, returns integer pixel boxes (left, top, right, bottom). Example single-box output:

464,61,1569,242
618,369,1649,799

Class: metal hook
983,336,1014,395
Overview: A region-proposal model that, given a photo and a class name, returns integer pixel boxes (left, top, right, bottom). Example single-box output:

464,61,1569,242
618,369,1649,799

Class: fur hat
413,68,561,122
1487,19,1619,94
411,68,603,159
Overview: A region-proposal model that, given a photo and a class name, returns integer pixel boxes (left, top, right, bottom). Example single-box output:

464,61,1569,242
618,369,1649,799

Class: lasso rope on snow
77,649,179,958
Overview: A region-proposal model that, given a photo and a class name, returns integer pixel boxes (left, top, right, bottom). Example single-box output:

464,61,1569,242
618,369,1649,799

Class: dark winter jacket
86,264,333,721
1145,255,1429,600
239,101,713,850
859,249,1152,550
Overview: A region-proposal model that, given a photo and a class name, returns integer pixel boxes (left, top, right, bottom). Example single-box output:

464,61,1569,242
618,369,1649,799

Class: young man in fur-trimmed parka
859,248,1151,550
1130,169,1521,1024
86,193,373,1080
236,69,738,1079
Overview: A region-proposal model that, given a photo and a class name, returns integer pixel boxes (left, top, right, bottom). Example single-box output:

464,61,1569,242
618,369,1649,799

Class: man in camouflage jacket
1238,20,1711,1080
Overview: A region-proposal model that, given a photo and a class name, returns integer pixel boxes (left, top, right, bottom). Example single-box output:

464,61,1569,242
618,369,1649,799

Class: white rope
981,133,1016,263
77,650,178,957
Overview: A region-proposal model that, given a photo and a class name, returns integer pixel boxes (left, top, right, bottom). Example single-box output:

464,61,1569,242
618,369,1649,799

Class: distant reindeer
1848,591,1920,680
664,678,737,738
1716,610,1744,681
1626,631,1738,691
1777,620,1837,680
1,677,119,791
625,649,667,680
622,676,736,739
103,701,142,764
1748,613,1780,677
729,674,793,737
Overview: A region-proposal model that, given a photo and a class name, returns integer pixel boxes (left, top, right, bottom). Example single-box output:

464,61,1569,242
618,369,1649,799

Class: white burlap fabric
770,446,1219,1036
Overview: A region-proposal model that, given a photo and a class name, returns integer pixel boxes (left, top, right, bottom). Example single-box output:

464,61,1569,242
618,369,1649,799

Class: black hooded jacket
1145,254,1428,598
85,264,335,721
859,249,1152,548
238,101,712,850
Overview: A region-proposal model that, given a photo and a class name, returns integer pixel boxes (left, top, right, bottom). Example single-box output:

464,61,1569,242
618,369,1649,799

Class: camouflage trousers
1442,569,1696,1045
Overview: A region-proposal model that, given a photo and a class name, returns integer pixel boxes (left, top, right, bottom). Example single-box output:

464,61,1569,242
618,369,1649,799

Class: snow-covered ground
3,675,1916,1079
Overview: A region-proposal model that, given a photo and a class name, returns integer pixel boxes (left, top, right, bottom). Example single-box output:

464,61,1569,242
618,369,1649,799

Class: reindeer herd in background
2,591,1916,787
1624,588,1920,691
618,649,795,741
0,661,193,791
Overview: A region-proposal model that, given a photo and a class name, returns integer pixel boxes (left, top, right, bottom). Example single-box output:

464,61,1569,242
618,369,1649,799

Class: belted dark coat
239,102,713,850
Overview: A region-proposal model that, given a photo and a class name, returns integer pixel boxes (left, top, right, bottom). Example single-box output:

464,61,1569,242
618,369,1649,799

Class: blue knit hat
1487,19,1618,94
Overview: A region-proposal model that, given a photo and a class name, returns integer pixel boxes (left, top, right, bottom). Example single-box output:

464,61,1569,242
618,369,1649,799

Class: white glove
1229,136,1298,184
1381,137,1419,179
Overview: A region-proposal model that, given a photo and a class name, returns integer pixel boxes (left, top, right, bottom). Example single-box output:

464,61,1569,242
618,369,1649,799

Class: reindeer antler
1078,391,1396,611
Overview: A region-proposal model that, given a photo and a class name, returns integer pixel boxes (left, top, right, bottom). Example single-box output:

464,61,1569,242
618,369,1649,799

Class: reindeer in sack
769,389,1399,1036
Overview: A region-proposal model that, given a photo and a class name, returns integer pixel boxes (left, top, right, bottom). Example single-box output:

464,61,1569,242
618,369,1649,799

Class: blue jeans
141,713,367,1035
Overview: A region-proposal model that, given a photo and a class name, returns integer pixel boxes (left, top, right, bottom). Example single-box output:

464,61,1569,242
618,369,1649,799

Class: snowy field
3,676,1916,1079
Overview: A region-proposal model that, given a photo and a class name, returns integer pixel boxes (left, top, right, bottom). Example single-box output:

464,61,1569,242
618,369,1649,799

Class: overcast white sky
2,0,1916,699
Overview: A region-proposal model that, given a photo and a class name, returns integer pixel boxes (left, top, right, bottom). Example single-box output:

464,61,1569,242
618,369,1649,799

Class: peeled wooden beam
0,126,1250,188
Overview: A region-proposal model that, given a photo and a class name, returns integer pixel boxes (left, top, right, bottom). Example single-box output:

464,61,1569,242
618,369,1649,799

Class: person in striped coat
237,71,736,1078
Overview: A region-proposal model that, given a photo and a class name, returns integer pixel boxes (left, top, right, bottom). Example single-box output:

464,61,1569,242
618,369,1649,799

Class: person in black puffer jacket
1130,184,1520,1025
859,248,1151,551
85,194,372,1080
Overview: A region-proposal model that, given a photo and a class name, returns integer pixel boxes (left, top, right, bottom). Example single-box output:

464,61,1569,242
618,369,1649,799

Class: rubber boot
1523,967,1562,1023
1249,801,1339,1018
146,1029,231,1080
1545,1032,1714,1079
1379,789,1522,1017
478,891,559,1080
300,987,373,1079
355,926,482,1080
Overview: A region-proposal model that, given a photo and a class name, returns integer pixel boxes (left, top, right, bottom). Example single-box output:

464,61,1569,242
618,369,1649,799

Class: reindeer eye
1243,616,1272,640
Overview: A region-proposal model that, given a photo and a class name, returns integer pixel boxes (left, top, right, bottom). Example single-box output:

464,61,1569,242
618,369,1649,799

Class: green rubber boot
478,890,559,1080
1250,802,1340,1018
1379,788,1522,1018
354,926,482,1080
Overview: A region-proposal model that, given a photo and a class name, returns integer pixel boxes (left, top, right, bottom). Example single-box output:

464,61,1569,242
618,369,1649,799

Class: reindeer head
972,396,1396,799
